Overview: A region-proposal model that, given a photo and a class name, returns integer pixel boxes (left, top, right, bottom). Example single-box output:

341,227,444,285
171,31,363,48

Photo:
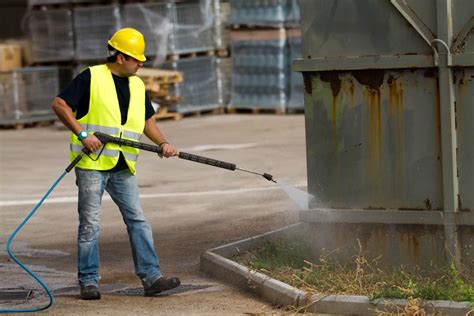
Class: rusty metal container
294,0,474,270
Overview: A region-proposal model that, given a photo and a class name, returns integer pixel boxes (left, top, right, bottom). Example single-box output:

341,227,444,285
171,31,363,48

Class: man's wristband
77,129,88,141
159,141,169,147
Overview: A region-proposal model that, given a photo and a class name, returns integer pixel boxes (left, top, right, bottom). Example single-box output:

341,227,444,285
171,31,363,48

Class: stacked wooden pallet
136,67,183,121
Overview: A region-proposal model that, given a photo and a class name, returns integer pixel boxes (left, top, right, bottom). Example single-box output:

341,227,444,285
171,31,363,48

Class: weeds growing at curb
234,238,474,307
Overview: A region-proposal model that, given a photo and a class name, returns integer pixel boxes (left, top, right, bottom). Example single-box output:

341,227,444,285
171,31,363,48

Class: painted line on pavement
0,182,307,207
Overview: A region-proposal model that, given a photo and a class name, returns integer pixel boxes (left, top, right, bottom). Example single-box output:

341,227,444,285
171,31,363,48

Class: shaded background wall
0,0,28,39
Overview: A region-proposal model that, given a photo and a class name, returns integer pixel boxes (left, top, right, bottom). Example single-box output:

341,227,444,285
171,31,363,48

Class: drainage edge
200,223,473,315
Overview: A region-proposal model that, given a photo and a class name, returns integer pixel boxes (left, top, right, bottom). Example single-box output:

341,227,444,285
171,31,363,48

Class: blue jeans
75,168,161,288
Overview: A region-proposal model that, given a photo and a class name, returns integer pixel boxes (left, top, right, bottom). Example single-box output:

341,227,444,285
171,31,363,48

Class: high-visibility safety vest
70,64,145,174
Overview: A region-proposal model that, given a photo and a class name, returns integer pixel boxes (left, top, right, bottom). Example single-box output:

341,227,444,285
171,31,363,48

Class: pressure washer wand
93,132,276,183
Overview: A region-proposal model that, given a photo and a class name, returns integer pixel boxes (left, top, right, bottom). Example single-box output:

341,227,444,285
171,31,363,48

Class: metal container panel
299,0,432,58
452,0,474,54
304,70,443,210
74,5,121,61
27,9,74,62
163,56,220,114
404,0,437,37
455,68,474,211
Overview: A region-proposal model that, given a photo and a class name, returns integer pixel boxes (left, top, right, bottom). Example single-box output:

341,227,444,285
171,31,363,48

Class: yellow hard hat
108,28,146,62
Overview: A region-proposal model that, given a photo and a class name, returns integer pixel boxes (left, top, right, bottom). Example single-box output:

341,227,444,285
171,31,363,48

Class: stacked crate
162,56,221,115
0,67,59,127
230,29,288,113
227,0,302,113
13,0,233,125
122,1,227,116
27,9,74,62
74,5,122,61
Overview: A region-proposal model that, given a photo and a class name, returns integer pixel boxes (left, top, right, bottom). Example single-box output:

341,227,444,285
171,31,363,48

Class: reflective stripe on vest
70,144,119,157
82,124,120,136
70,64,145,174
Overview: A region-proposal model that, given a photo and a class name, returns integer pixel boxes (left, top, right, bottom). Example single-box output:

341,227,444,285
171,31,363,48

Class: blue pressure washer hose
0,152,86,313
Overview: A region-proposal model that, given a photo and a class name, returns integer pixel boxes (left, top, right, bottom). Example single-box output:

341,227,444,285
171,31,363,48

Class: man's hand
81,135,102,153
160,143,177,158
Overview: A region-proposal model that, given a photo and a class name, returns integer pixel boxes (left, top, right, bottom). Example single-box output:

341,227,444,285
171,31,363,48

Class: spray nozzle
263,173,277,183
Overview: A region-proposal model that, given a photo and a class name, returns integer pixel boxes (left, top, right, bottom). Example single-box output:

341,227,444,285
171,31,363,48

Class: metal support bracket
390,0,436,48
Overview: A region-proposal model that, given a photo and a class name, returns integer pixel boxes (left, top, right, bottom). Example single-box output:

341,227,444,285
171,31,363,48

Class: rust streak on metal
320,72,342,136
348,79,355,108
398,227,422,265
434,78,442,164
388,74,407,204
319,72,342,97
303,73,313,95
388,75,403,115
365,87,383,203
356,70,386,203
353,70,385,90
458,70,468,102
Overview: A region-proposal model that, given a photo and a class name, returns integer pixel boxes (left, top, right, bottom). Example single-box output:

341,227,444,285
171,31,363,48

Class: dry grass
235,239,474,315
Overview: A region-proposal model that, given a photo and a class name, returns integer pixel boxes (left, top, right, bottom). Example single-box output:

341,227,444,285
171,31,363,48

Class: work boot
144,276,181,297
80,285,101,300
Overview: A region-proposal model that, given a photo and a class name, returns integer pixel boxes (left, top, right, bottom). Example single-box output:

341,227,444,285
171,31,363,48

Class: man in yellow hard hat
52,28,180,300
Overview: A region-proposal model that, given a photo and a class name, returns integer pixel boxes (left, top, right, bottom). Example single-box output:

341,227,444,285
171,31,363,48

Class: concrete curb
200,224,473,315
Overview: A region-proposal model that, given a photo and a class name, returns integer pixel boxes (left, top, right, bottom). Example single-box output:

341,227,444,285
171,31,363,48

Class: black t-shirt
58,68,155,171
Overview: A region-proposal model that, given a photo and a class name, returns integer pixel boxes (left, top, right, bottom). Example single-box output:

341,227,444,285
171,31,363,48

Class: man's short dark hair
107,44,130,62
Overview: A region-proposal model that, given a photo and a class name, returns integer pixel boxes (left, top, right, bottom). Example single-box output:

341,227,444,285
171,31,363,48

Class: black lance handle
65,148,90,172
178,152,236,171
93,132,236,172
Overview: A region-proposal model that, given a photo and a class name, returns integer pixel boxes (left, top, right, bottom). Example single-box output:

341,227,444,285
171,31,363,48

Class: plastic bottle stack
227,0,303,113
